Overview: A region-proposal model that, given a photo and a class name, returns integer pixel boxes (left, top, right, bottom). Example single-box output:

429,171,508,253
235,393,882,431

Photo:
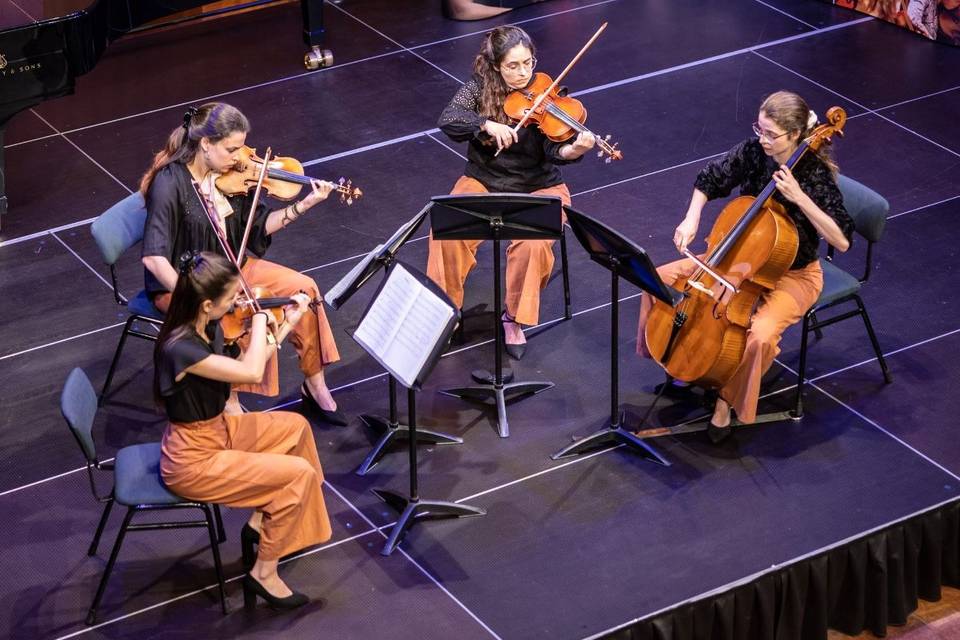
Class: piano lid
1,1,95,30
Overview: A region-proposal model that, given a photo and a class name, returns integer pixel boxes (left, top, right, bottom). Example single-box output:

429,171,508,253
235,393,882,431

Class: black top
437,75,581,193
693,139,855,269
158,323,232,423
142,162,273,296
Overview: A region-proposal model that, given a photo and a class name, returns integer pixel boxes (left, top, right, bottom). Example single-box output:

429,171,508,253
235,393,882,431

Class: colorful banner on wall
827,1,960,45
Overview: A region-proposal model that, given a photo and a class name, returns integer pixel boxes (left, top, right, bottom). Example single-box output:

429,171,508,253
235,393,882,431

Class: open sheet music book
353,263,456,389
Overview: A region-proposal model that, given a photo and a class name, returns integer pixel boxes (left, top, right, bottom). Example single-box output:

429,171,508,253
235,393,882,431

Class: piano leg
0,128,6,231
302,0,334,70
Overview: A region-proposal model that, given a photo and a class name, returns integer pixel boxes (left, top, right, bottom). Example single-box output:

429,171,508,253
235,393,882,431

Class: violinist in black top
636,91,855,443
427,25,596,359
140,102,345,424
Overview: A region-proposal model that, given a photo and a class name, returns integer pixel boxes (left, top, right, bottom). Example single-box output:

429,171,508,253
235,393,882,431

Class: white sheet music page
353,264,454,388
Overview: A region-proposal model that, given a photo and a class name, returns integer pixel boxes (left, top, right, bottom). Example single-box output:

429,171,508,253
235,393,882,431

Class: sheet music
354,264,454,388
326,244,382,309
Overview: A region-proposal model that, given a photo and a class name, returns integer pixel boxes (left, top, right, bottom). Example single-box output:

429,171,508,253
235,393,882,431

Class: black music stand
327,207,462,476
352,261,485,556
431,193,561,438
551,206,681,463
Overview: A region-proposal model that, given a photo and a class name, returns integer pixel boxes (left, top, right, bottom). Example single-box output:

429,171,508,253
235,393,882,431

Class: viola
220,286,319,344
644,107,847,388
503,72,622,163
216,145,362,206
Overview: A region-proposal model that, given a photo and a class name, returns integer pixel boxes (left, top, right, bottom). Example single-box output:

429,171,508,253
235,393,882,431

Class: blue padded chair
90,192,165,405
61,368,228,625
793,175,893,417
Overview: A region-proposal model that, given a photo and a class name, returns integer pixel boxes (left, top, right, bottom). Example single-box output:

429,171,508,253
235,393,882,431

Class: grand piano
0,0,331,228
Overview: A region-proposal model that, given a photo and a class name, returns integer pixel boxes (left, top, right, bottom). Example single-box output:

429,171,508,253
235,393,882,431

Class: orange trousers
426,176,571,327
160,411,332,561
155,257,340,397
636,258,823,423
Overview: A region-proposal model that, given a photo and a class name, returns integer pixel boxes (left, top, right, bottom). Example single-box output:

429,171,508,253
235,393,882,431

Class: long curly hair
473,26,536,125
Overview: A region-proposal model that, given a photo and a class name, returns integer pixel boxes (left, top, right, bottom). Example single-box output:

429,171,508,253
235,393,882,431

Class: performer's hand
569,131,596,157
674,216,699,253
283,293,312,327
300,179,335,210
483,120,518,150
772,165,804,204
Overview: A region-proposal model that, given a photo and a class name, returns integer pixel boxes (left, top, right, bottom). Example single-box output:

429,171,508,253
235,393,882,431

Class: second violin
216,145,362,205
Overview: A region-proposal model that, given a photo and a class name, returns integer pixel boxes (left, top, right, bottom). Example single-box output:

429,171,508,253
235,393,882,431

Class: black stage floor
2,1,959,638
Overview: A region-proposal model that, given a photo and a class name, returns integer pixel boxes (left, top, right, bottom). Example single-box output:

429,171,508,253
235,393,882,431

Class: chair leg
87,507,135,625
213,504,226,543
855,295,893,383
202,505,229,615
99,316,137,406
560,228,572,320
793,311,813,419
88,498,115,556
812,311,824,340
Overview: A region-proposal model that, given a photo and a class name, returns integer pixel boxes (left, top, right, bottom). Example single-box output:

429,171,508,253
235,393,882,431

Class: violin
216,145,362,206
504,72,622,163
220,286,319,344
644,107,847,388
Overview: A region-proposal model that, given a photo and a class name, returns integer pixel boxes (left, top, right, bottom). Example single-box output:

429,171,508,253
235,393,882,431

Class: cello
643,107,847,388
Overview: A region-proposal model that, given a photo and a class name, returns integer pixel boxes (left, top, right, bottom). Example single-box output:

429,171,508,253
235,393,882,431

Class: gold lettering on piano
0,62,43,78
0,54,7,70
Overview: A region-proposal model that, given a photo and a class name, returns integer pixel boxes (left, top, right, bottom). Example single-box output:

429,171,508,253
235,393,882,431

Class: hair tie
177,250,203,275
182,107,199,131
806,109,819,130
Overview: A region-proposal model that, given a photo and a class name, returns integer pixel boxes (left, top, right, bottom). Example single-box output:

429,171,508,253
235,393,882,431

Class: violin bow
236,146,272,265
495,21,608,158
190,178,261,310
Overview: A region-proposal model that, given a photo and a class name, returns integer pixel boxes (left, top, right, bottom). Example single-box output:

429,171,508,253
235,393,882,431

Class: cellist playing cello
636,91,854,443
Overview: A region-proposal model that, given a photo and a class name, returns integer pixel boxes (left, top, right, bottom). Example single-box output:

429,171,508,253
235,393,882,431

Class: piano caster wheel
304,47,334,70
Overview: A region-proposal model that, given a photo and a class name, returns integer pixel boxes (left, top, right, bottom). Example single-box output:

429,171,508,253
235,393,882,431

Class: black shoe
501,313,526,360
706,421,733,445
301,383,348,426
242,574,309,611
241,523,260,570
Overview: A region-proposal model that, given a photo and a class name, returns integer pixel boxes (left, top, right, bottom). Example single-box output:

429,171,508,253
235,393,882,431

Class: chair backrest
837,175,888,244
90,192,148,267
61,368,99,464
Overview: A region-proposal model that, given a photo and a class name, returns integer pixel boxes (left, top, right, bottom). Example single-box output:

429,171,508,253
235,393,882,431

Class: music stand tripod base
356,413,462,476
551,411,671,465
372,489,486,556
440,380,554,439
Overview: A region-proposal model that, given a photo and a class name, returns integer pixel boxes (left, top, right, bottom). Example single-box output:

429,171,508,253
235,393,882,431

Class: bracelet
253,311,270,321
293,201,303,216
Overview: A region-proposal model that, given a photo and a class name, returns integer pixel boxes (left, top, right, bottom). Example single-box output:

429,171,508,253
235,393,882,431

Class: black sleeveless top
158,323,232,423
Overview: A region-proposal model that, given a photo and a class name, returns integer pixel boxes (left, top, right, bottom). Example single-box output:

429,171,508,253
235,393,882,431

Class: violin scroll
334,177,362,206
596,134,623,163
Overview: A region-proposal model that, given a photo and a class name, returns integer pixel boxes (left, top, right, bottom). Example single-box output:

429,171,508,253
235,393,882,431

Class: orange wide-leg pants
160,411,332,561
426,176,571,327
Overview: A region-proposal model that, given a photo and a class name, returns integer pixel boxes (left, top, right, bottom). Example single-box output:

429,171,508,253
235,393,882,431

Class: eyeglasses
500,57,537,73
752,122,790,143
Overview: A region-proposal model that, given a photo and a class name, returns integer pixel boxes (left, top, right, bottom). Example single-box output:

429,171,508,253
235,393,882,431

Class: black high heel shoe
242,574,308,611
241,523,260,570
501,312,526,360
706,421,733,445
300,383,348,426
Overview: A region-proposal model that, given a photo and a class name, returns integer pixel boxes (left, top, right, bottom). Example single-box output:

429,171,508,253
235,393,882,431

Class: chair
61,368,228,625
90,192,165,405
793,175,893,418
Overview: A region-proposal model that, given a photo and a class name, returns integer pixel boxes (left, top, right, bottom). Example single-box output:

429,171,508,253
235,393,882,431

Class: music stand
352,261,485,556
550,206,681,463
326,206,462,476
430,193,561,438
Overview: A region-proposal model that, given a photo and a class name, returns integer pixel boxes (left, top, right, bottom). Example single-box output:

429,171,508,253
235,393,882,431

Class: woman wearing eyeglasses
636,91,854,443
427,25,595,359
